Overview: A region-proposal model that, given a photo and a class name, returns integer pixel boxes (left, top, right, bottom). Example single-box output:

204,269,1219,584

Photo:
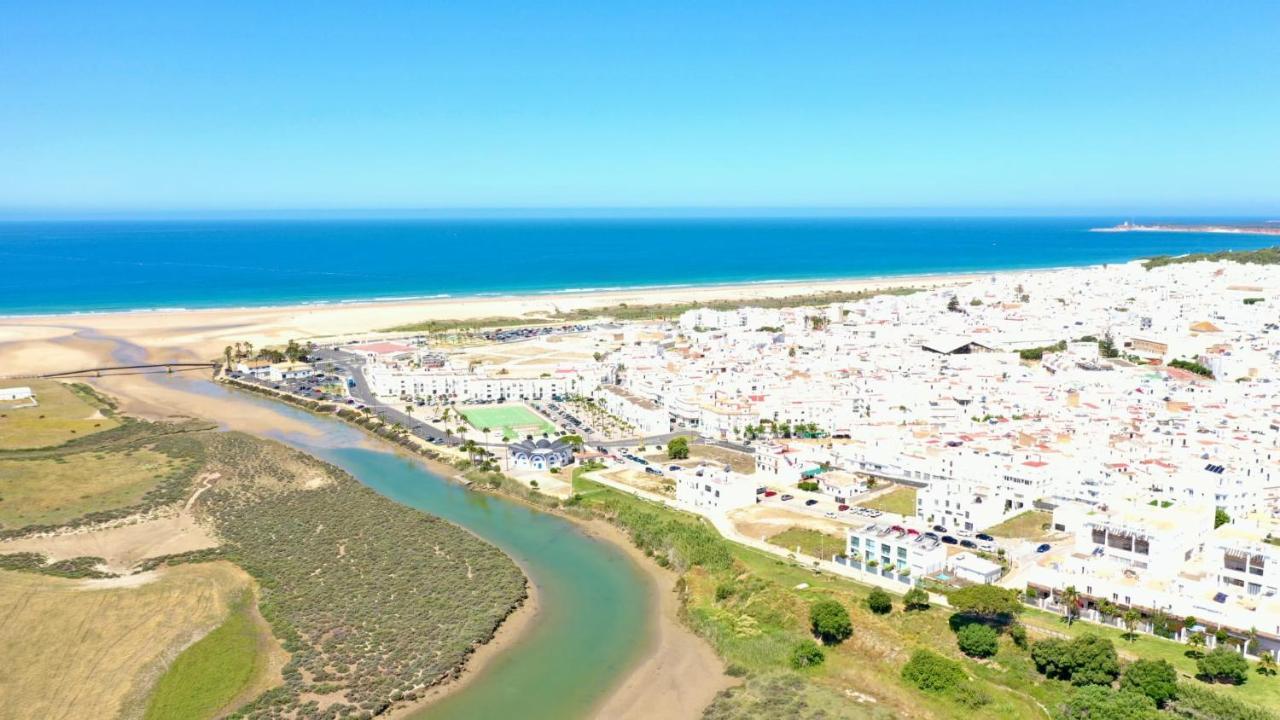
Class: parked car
824,512,836,519
780,494,794,501
932,525,948,533
976,533,995,542
837,504,850,511
941,535,958,545
960,539,977,549
804,499,818,507
764,490,778,498
1036,543,1052,553
644,467,662,476
670,465,683,472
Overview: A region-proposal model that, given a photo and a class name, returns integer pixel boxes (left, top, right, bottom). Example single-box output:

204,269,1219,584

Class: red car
764,490,778,498
837,504,850,511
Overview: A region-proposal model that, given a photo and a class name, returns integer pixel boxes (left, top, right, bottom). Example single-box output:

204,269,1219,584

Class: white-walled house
840,522,946,585
675,464,758,513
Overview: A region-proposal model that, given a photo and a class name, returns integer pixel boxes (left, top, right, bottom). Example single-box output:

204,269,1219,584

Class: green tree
867,588,892,615
1197,647,1250,685
1120,660,1178,707
1059,686,1161,720
1030,634,1119,685
809,599,853,645
1258,652,1277,676
223,345,234,369
789,639,825,669
1215,508,1231,528
666,436,690,460
948,584,1023,620
956,623,999,658
901,649,965,692
1069,634,1121,686
903,586,930,611
1187,631,1207,657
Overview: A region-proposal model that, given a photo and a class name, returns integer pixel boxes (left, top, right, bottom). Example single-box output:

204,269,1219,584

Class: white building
268,362,315,382
0,386,33,402
842,522,947,585
674,464,758,513
950,552,1003,584
596,384,670,435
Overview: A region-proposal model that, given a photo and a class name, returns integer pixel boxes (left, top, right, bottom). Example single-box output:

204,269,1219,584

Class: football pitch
460,404,555,440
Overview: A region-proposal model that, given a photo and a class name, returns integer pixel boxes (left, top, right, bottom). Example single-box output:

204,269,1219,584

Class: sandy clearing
729,504,853,540
0,512,219,573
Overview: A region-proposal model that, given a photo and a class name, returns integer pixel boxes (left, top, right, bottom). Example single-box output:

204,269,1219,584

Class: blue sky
2,1,1278,215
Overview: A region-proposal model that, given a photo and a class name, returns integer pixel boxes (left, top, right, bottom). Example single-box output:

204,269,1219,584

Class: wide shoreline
0,263,1104,376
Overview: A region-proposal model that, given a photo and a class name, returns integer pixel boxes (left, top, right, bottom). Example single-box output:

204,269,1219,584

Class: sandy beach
0,270,999,374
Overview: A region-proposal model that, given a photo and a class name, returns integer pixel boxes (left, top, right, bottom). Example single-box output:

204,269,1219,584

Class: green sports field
460,404,555,440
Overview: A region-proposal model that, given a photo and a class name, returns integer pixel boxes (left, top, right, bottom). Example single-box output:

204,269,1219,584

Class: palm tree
223,346,234,370
1259,652,1277,676
1122,609,1141,642
1059,586,1081,625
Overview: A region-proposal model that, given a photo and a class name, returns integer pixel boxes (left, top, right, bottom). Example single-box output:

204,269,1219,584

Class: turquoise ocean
1,216,1274,315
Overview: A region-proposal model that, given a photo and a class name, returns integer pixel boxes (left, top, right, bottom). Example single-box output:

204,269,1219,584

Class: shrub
809,599,853,645
901,649,965,692
1059,686,1160,720
1197,648,1250,685
796,481,819,492
956,623,999,658
1008,623,1028,649
789,640,825,669
715,582,735,602
903,586,930,611
1030,634,1119,686
867,588,893,615
1121,659,1178,707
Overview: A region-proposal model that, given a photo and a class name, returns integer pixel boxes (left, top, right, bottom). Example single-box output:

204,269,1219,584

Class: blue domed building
507,435,575,471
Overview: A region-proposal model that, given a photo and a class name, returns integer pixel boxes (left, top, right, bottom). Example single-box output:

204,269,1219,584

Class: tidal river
98,331,655,720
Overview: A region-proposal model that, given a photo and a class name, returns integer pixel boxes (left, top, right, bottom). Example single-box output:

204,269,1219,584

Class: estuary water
3,216,1277,314
120,358,654,720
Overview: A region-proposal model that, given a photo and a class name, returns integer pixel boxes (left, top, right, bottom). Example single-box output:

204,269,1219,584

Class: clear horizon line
1,205,1277,222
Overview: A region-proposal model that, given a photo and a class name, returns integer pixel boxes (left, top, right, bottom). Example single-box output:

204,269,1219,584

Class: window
850,538,860,548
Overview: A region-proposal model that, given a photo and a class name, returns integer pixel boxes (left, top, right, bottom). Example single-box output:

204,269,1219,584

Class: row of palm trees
1054,585,1276,667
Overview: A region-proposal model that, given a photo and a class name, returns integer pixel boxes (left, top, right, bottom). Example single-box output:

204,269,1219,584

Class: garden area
856,486,917,517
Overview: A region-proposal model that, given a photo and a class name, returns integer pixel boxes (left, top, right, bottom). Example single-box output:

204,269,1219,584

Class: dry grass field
0,447,195,529
0,562,261,720
0,380,119,450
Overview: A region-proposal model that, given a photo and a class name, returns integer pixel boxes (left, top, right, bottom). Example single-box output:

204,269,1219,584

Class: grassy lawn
986,510,1053,539
857,486,917,516
0,380,119,450
144,590,267,720
0,562,253,720
1022,608,1280,709
767,527,846,560
0,447,195,529
459,404,555,440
